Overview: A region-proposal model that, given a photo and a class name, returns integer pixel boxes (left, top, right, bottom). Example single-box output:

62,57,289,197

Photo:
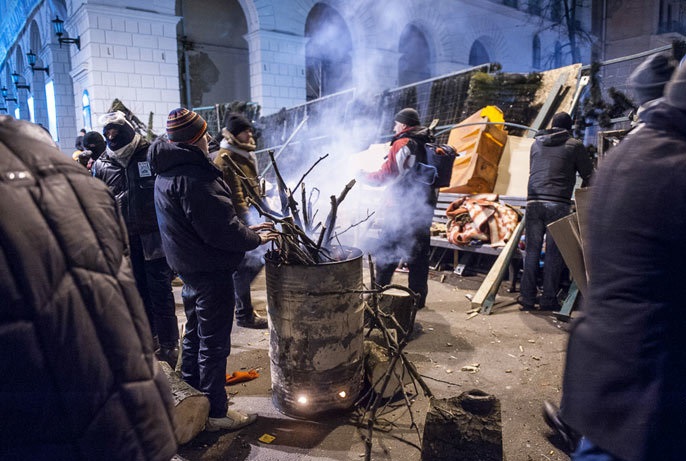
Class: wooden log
364,340,412,399
421,390,503,461
159,361,210,445
377,288,415,342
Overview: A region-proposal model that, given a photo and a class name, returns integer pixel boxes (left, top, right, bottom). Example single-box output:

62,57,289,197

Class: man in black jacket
92,111,179,366
559,63,686,461
518,112,593,311
0,117,176,460
149,108,276,432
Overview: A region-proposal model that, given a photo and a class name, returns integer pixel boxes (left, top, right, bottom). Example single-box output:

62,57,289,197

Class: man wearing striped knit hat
149,108,277,432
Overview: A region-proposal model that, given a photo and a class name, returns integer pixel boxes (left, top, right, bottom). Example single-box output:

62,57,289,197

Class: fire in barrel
266,247,364,418
244,150,367,418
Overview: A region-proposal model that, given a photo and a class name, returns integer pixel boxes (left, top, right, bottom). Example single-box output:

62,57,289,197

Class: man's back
527,128,592,203
0,117,176,461
561,101,686,461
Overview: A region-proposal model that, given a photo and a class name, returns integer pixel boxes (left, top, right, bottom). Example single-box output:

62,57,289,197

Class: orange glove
225,369,260,385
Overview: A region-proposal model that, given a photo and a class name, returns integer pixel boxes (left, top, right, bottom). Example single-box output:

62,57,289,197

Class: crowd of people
2,49,684,461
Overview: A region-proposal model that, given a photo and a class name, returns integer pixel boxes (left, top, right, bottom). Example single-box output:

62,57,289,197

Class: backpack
412,143,458,187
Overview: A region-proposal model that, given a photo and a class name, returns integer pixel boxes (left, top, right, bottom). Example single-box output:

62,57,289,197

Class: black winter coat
148,139,261,275
560,102,686,461
527,128,593,203
93,138,159,235
0,117,177,460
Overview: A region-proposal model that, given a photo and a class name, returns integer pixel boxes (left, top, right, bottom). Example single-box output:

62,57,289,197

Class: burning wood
229,151,365,265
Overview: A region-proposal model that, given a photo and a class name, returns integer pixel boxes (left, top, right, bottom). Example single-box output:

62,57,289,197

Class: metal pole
260,115,309,176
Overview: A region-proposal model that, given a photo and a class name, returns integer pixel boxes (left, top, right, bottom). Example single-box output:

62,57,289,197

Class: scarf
108,133,142,168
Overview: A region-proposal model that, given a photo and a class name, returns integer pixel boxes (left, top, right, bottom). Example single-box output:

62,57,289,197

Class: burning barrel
265,247,364,419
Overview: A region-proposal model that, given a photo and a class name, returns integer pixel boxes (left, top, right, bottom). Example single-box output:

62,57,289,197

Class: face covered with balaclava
100,111,136,151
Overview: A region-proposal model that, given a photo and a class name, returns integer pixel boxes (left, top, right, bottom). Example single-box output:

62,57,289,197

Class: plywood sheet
493,135,532,197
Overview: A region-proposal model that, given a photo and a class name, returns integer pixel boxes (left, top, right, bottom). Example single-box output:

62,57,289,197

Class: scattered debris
461,364,480,373
258,434,276,444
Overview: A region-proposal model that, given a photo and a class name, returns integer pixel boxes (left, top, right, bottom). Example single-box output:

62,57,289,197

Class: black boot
236,313,268,329
155,343,179,368
542,400,580,454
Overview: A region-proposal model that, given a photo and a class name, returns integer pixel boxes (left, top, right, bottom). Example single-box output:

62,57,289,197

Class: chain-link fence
252,63,554,178
193,101,262,140
199,42,685,178
574,42,685,149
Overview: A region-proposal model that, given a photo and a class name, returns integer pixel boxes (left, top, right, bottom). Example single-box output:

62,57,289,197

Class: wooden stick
293,153,329,192
301,183,309,232
268,149,291,216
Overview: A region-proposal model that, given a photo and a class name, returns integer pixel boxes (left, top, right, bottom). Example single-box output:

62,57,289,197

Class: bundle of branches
221,149,371,265
354,255,434,461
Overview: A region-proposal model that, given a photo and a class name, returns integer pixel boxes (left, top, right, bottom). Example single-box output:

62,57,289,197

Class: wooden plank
471,217,526,314
526,71,570,138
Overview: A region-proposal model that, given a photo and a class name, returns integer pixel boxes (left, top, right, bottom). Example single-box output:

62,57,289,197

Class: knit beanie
82,131,106,159
99,111,136,151
166,107,208,144
551,112,573,131
627,53,676,105
664,60,686,111
225,113,253,137
394,108,420,126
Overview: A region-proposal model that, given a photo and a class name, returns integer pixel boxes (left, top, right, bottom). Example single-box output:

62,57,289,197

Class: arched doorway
532,34,541,69
398,25,431,86
305,3,352,101
178,0,250,108
469,39,490,66
13,47,31,120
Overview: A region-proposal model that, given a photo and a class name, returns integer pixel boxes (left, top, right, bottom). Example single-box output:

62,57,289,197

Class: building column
49,42,78,152
245,30,307,116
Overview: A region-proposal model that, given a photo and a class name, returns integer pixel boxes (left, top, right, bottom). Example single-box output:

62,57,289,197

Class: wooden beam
471,217,526,314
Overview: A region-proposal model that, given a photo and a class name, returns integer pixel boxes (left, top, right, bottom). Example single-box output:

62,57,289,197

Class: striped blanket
445,194,521,247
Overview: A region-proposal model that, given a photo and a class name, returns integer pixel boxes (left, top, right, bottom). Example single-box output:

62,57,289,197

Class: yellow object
443,106,508,194
479,105,505,124
259,434,276,443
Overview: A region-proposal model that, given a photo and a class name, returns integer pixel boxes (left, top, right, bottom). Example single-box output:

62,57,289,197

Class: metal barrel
265,247,364,419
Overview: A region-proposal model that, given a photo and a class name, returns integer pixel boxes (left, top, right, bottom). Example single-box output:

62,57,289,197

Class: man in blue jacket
149,108,276,432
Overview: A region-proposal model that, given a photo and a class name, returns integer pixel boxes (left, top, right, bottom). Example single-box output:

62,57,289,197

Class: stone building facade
1,0,597,152
592,0,686,94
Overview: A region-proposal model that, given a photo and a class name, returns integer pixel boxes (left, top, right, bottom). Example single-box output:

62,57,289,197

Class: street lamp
52,16,81,50
1,87,17,103
26,50,49,75
11,73,30,92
